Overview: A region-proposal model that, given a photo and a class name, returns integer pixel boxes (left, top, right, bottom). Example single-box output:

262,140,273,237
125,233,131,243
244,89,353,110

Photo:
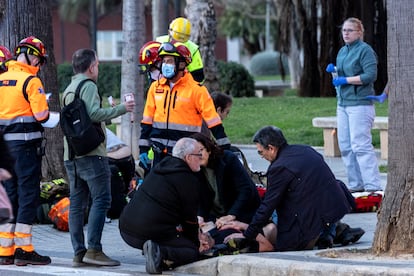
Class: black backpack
60,79,105,159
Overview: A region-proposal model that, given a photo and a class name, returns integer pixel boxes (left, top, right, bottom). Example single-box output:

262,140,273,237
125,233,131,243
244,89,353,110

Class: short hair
211,92,233,110
72,49,97,74
172,137,198,159
252,126,287,148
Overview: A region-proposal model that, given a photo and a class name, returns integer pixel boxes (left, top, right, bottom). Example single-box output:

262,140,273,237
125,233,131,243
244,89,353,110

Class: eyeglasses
342,29,357,33
257,148,268,156
189,153,203,158
257,145,271,156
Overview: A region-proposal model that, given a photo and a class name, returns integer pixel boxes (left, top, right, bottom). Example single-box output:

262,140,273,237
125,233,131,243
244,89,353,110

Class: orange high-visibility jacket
0,61,49,141
139,72,229,151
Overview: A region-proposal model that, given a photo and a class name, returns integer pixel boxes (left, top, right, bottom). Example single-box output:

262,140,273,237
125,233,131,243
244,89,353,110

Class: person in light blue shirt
326,17,382,193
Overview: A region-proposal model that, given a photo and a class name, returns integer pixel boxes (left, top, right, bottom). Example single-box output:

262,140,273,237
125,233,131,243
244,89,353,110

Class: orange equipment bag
48,197,70,231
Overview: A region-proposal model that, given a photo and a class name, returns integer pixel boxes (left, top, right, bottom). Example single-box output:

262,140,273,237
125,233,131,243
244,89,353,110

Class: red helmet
0,46,12,73
139,41,161,65
14,36,47,65
158,41,192,65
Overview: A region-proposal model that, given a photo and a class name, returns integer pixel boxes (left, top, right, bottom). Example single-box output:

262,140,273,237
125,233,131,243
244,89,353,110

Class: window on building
97,31,123,61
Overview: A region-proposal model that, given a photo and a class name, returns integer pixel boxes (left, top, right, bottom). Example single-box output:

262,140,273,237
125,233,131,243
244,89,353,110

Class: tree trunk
152,0,170,38
120,0,145,159
185,0,220,93
372,0,414,254
294,0,320,97
274,0,300,89
89,0,97,50
318,0,345,97
287,24,301,89
0,0,64,181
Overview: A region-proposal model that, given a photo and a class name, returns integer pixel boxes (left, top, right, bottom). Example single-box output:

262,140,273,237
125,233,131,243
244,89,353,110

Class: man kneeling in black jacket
119,137,204,274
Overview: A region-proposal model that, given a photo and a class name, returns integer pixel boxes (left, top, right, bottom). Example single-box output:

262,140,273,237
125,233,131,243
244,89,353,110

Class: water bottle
331,66,339,93
331,66,338,79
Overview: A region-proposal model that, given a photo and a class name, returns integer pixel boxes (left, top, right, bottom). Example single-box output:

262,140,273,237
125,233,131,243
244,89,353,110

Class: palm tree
0,0,63,180
120,0,145,158
152,0,169,38
185,0,220,92
372,0,414,254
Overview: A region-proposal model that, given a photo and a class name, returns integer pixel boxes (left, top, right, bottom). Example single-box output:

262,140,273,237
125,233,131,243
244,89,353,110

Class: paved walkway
0,146,403,276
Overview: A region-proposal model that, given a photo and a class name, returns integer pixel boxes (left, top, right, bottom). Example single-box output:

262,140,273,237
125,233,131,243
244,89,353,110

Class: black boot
334,222,365,246
316,235,334,249
317,223,335,249
14,248,51,266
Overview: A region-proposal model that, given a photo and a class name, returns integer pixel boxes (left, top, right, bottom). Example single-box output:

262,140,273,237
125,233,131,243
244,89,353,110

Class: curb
177,250,414,276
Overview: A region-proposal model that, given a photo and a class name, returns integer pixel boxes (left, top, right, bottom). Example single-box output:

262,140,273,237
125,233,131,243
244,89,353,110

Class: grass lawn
223,90,389,148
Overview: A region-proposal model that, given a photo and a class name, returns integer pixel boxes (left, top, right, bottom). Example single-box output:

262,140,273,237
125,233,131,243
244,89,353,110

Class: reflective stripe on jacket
139,72,228,149
0,61,48,141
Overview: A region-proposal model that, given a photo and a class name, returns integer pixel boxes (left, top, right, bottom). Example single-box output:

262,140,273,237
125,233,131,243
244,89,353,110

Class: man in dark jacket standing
119,137,203,274
223,126,354,252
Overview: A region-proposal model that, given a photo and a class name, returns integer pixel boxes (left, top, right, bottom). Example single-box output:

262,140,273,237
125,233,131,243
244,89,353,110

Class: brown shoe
72,250,87,267
82,249,120,266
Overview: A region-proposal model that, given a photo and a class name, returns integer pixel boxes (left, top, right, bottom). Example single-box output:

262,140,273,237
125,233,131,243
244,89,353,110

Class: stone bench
312,116,388,159
254,80,290,97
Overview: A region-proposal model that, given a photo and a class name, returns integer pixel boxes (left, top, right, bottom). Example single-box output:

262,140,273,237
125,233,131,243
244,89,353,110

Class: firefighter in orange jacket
0,36,51,265
139,41,230,168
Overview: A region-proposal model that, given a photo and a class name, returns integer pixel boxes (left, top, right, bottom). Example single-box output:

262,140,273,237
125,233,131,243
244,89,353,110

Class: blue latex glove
366,92,388,103
333,77,348,87
326,63,336,73
139,152,150,169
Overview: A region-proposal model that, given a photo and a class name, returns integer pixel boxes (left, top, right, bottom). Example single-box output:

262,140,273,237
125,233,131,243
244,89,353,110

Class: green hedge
58,61,256,99
249,51,289,76
57,63,122,98
217,60,255,97
57,63,73,93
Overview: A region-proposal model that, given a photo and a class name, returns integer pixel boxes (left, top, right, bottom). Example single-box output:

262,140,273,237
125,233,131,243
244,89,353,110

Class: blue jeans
3,140,42,224
337,105,381,191
319,222,336,240
64,156,111,255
